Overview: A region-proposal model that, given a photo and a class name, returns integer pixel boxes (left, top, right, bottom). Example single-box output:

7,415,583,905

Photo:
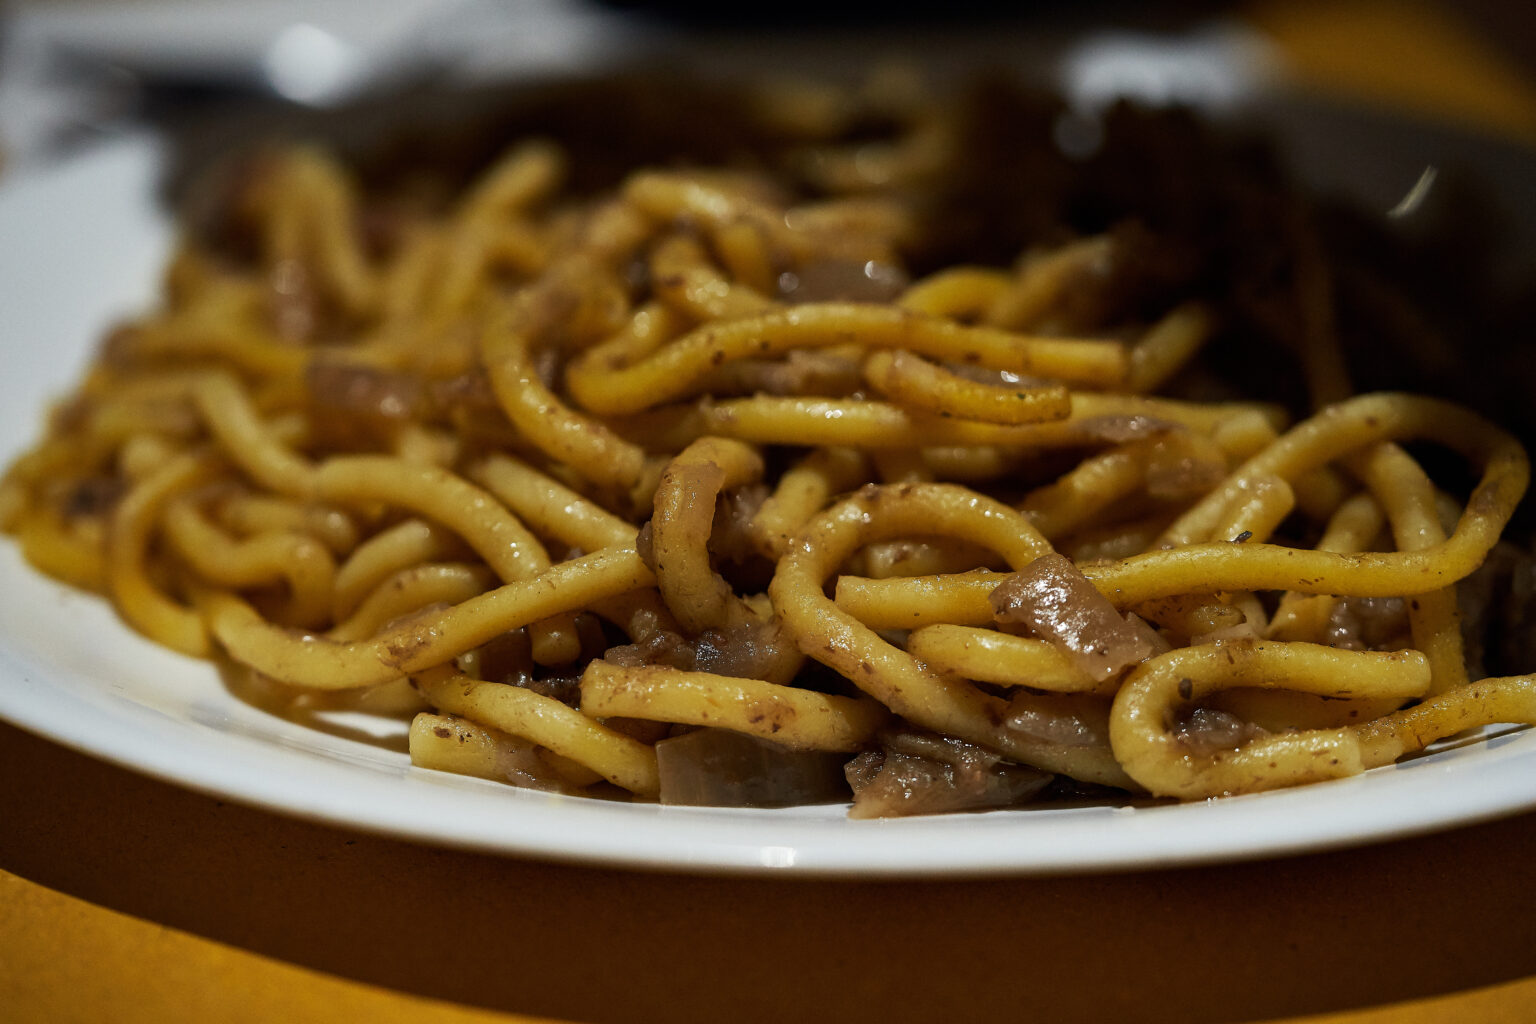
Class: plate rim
2,117,1535,879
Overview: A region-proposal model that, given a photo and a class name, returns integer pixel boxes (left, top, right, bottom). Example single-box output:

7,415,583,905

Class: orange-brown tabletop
5,715,1536,1024
4,2,1536,1022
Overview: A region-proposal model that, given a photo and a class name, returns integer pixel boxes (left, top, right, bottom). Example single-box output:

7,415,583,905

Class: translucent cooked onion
1003,693,1108,748
989,553,1157,681
655,728,850,807
1324,596,1411,651
1170,705,1267,758
846,730,1052,818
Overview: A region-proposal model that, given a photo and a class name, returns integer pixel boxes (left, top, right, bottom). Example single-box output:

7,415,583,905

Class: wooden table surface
4,2,1536,1022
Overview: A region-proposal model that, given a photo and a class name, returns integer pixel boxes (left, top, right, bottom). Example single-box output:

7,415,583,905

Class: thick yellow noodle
5,79,1533,815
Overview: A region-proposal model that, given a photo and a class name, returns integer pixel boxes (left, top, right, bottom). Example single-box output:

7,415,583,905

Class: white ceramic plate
2,122,1535,878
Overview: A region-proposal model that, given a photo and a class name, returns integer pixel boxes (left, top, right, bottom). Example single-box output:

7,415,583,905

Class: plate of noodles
2,72,1536,875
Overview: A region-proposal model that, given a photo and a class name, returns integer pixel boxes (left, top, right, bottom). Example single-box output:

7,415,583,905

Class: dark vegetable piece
845,729,1052,818
989,552,1157,681
656,728,850,807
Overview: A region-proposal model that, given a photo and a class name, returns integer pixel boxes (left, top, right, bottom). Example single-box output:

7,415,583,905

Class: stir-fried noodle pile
6,75,1534,815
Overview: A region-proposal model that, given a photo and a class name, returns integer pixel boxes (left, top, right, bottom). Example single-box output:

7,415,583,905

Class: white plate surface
1,127,1534,878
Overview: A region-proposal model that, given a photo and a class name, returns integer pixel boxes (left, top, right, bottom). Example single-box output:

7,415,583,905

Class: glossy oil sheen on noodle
5,73,1535,817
